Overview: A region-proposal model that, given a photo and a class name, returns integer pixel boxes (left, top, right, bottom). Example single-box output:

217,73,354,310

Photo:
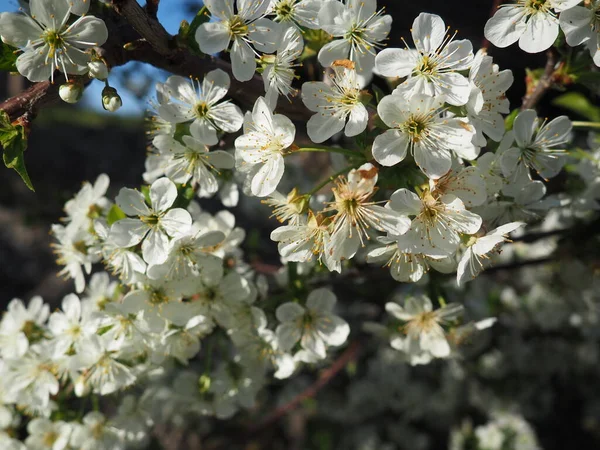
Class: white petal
231,38,257,82
372,129,409,166
519,12,559,53
141,229,170,265
276,302,305,322
389,188,421,216
150,178,177,213
412,13,446,53
196,21,231,54
161,208,192,237
306,288,336,312
307,111,346,143
116,188,150,216
374,48,417,78
110,219,148,247
345,104,368,137
251,154,285,197
276,323,302,351
0,13,42,47
484,6,527,48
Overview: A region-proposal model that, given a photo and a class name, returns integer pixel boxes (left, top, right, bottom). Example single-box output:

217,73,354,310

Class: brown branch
0,1,310,123
145,0,160,18
111,0,172,55
247,340,362,435
521,48,558,110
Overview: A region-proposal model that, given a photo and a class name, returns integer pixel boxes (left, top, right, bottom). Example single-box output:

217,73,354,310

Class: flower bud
102,86,122,112
88,60,109,81
59,82,84,104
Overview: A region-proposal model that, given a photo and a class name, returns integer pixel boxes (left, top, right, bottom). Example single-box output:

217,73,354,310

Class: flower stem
286,146,364,159
572,121,600,129
307,163,361,197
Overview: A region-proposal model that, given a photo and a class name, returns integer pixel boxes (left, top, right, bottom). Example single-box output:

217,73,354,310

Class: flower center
194,102,209,118
404,117,428,142
73,240,89,254
43,431,59,446
229,15,249,37
141,214,161,226
523,0,551,12
416,55,437,76
149,288,168,305
43,30,64,54
275,1,294,21
342,198,359,216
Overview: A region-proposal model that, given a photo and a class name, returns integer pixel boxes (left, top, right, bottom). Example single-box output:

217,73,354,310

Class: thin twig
521,48,558,110
247,341,361,435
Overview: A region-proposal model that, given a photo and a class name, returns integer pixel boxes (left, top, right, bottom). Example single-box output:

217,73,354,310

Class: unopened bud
59,82,84,104
102,86,122,112
88,60,109,81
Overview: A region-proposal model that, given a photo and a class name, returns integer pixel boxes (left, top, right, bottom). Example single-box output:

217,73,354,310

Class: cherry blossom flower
234,97,295,197
156,70,244,145
301,63,368,143
0,0,108,82
275,288,350,359
110,178,192,265
195,0,281,81
372,93,477,178
375,13,474,105
484,0,582,53
317,0,392,86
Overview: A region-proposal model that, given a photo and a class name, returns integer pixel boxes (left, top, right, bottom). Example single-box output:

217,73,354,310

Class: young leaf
553,92,600,122
0,111,34,191
180,6,210,56
0,42,18,72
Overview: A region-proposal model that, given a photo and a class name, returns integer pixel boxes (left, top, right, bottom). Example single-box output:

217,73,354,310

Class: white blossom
235,97,295,197
195,0,280,81
484,0,582,53
276,288,350,359
110,178,192,265
301,63,368,143
0,0,108,81
376,13,474,106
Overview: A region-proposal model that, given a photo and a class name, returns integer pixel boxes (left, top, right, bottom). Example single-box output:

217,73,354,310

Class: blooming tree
0,0,599,449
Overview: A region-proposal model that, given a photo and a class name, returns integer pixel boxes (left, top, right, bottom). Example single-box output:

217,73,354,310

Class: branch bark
247,341,362,435
521,48,558,110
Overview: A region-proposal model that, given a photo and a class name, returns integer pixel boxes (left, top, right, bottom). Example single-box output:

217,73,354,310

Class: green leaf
553,91,600,122
371,84,386,105
0,111,34,191
574,71,600,93
106,204,126,225
181,7,210,56
0,42,18,72
504,108,520,131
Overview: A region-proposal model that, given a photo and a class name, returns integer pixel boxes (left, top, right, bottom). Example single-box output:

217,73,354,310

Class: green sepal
106,204,127,225
180,7,210,56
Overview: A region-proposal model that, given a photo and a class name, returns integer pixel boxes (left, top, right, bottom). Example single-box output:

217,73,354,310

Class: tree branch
521,48,558,110
247,341,362,435
0,1,310,123
145,0,160,18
